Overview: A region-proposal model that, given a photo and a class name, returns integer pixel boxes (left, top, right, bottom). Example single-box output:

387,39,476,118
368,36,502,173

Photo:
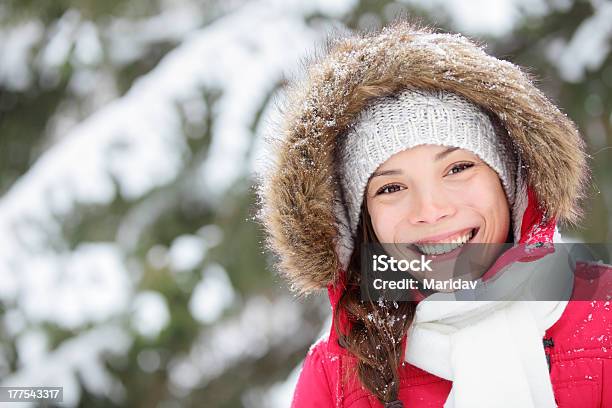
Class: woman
256,21,611,407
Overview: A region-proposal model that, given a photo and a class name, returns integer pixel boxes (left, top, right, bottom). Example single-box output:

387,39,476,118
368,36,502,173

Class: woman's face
365,144,510,253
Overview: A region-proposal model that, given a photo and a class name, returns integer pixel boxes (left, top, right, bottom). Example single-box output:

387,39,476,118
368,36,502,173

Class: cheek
460,182,505,210
462,174,510,240
369,205,402,242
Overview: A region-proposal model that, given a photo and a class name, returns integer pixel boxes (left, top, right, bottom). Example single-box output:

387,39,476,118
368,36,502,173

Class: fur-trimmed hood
255,21,589,295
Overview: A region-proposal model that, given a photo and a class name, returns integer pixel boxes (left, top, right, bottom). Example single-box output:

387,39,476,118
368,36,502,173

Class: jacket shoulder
571,260,612,301
546,299,612,358
291,335,341,407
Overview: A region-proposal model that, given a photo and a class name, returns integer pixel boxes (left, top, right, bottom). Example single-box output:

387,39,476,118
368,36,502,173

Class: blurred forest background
0,0,610,407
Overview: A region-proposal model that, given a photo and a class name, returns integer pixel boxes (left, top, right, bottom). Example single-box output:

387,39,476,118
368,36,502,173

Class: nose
406,187,456,225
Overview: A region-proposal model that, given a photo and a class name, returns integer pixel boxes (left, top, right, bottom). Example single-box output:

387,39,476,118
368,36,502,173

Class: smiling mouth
411,228,479,256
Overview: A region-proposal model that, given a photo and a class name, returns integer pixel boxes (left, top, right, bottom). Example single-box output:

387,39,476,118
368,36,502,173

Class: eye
376,183,404,195
446,162,474,176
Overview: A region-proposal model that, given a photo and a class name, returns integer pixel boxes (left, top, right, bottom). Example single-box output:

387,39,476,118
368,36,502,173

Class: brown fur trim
255,21,589,294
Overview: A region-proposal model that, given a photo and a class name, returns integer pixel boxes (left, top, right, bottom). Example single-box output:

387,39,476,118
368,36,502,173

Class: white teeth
415,230,474,255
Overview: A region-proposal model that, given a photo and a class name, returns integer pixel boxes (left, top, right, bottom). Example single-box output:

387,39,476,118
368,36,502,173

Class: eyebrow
435,146,460,161
368,146,461,180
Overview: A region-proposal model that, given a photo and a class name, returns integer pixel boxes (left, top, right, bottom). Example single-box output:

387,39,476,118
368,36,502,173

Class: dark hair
333,197,417,404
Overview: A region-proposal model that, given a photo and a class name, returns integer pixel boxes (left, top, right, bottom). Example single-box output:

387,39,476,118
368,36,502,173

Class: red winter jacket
291,194,612,408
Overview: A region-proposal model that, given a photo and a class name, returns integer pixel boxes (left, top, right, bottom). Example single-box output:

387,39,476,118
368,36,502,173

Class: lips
411,227,479,257
416,227,479,244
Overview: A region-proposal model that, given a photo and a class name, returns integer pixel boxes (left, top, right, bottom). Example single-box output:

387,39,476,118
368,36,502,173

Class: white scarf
404,245,574,408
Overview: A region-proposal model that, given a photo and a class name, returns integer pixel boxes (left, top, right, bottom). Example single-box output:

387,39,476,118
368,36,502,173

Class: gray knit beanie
337,89,517,238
